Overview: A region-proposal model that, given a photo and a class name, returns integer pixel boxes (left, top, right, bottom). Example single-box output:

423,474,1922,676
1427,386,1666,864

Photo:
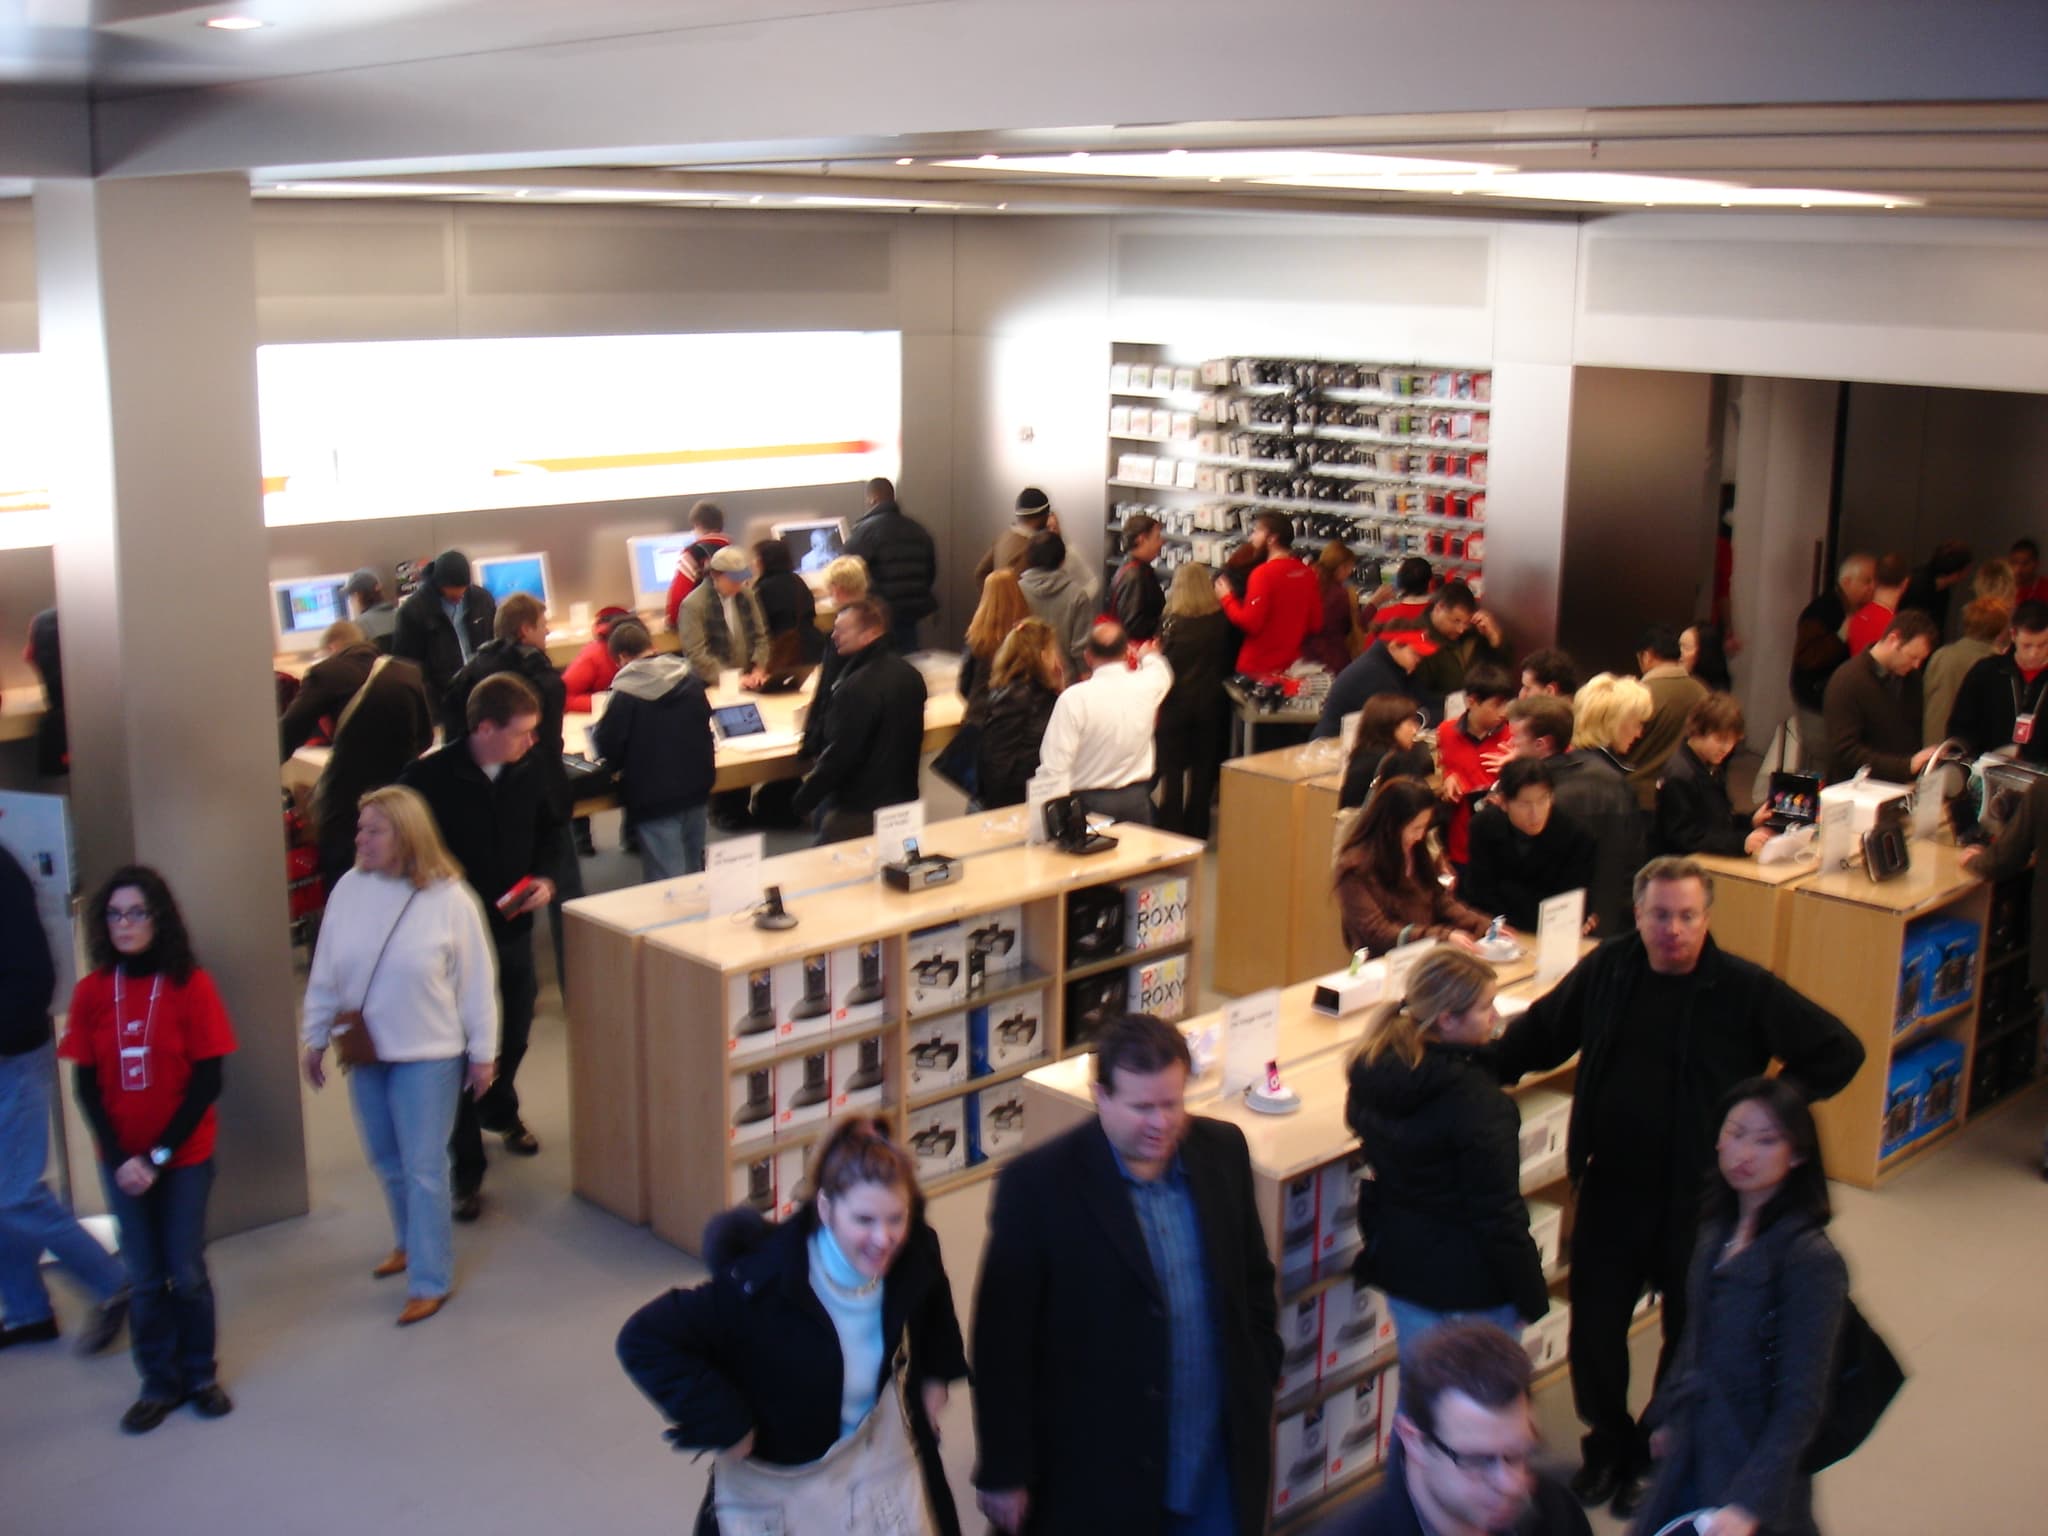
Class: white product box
832,939,888,1033
1172,367,1198,394
966,905,1025,988
774,951,834,1044
1124,876,1192,952
1128,952,1190,1022
730,1152,776,1217
907,1014,969,1093
1116,453,1156,485
776,1048,833,1133
1146,407,1173,436
1278,1293,1323,1398
775,1142,809,1222
1817,777,1910,870
1522,1297,1570,1372
1325,1370,1384,1487
1108,404,1133,434
1273,1407,1327,1518
907,924,969,1014
1362,1285,1399,1356
726,966,781,1060
905,1099,967,1183
1173,459,1201,490
1516,1089,1572,1190
1376,1367,1400,1464
1320,1276,1382,1376
728,1063,777,1146
1169,410,1196,438
1527,1198,1566,1277
1311,960,1386,1018
1279,1172,1320,1288
969,1086,1028,1163
1318,1153,1367,1264
1109,363,1133,392
969,989,1047,1076
832,1032,889,1113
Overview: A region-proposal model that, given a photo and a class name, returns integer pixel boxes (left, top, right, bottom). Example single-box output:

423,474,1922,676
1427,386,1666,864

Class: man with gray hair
1789,551,1876,766
1488,856,1863,1518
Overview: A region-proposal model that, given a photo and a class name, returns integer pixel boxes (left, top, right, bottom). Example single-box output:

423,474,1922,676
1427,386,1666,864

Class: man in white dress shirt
1037,621,1174,825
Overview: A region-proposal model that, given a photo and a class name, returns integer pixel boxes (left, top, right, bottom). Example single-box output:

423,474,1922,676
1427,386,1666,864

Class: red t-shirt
1221,555,1322,675
1437,713,1515,864
59,968,238,1167
1844,601,1892,657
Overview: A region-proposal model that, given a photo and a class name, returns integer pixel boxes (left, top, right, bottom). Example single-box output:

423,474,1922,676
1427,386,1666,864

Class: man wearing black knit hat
392,548,497,701
972,486,1057,586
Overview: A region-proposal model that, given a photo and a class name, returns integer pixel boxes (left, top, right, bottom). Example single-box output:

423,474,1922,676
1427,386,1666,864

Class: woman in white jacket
301,785,499,1326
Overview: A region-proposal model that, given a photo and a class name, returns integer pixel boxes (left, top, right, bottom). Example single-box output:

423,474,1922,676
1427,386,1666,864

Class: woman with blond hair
1345,947,1549,1376
976,617,1066,810
301,785,499,1327
1155,563,1239,837
1552,671,1652,937
958,568,1033,728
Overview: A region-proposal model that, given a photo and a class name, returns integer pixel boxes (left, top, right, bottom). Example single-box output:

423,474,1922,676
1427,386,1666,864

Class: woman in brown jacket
1334,777,1496,955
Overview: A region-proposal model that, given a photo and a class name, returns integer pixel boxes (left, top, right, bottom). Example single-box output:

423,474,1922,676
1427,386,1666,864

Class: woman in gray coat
1632,1078,1848,1536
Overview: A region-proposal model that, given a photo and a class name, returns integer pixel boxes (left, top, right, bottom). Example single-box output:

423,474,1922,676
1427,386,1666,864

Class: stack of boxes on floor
904,908,1042,1181
1885,913,1978,1157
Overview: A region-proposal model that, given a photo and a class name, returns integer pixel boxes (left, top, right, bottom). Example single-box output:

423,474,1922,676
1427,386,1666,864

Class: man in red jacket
1213,512,1320,675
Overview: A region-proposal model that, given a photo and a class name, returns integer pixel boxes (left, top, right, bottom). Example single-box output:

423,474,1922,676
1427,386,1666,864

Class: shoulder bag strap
331,654,395,746
356,889,419,1013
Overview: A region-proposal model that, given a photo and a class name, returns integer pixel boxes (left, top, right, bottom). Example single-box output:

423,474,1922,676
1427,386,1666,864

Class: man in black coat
401,673,560,1212
391,548,496,701
303,639,434,893
1463,758,1597,931
845,477,937,655
1315,631,1433,738
972,1014,1281,1536
1489,856,1864,1517
1945,598,2048,765
791,598,927,845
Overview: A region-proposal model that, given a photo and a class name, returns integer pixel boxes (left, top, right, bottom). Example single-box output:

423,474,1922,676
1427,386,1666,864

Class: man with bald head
1790,552,1876,768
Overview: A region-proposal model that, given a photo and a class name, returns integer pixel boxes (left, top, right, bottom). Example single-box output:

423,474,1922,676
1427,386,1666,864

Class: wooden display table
1216,742,1351,995
1290,772,1354,983
0,683,48,745
1693,852,1817,971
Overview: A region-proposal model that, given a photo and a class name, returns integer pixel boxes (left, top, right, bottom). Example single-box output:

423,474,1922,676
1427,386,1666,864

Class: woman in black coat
1345,948,1550,1374
1656,693,1771,859
1155,564,1242,838
976,618,1064,810
617,1118,970,1536
751,539,824,678
1337,691,1436,810
1634,1079,1849,1536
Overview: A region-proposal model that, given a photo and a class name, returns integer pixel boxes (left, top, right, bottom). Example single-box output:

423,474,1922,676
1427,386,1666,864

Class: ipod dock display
772,951,834,1044
726,967,780,1060
833,940,888,1031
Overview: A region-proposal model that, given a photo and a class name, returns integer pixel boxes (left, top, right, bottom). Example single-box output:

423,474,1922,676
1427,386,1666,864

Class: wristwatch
148,1146,172,1169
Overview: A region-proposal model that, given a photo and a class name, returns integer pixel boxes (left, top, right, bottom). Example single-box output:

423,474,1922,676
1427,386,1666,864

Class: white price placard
1536,888,1585,987
1221,988,1283,1099
873,800,925,874
1025,775,1057,846
706,833,765,919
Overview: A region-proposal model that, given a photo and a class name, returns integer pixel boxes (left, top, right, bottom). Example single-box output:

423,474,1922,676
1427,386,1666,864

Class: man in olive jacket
1488,856,1864,1516
972,1014,1281,1536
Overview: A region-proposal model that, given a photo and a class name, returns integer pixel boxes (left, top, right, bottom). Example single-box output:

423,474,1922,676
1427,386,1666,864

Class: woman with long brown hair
959,569,1034,727
976,616,1066,809
1334,777,1495,955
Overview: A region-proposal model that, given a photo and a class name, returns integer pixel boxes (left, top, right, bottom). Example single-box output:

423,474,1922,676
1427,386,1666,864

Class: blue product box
1916,1037,1966,1136
1904,916,1979,1026
1882,1052,1928,1158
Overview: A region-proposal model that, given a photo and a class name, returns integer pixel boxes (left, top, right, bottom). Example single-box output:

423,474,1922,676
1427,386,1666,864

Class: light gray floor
8,812,2047,1534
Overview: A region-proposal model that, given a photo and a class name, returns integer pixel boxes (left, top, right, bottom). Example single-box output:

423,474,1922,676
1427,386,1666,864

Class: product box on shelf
731,1153,776,1218
832,1032,889,1113
969,1086,1028,1164
773,951,835,1044
728,1064,777,1146
775,1142,808,1221
1280,1172,1320,1291
1516,1090,1572,1189
727,966,781,1060
1319,1275,1382,1377
1901,915,1980,1027
1317,1153,1366,1266
1278,1293,1324,1398
1065,972,1129,1054
833,939,888,1032
907,1015,969,1094
1522,1297,1570,1373
1123,876,1191,953
1917,1036,1966,1135
1324,1370,1384,1487
776,1048,833,1133
1884,1047,1943,1158
1066,885,1127,967
970,989,1047,1076
907,924,969,1015
1128,952,1190,1022
905,1099,967,1183
1377,1366,1401,1463
1273,1406,1328,1519
966,905,1025,991
1527,1198,1566,1277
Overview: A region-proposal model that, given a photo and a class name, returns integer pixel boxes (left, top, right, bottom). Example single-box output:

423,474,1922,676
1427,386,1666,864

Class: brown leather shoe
372,1250,408,1279
396,1296,447,1327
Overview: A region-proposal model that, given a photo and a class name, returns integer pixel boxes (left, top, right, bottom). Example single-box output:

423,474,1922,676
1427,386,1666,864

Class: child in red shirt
1436,664,1519,869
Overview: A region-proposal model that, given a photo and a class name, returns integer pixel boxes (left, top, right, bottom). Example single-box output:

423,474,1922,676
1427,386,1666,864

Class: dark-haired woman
617,1117,970,1535
753,538,824,682
1335,777,1496,956
1632,1079,1848,1536
1337,692,1436,811
1681,622,1734,693
58,866,238,1434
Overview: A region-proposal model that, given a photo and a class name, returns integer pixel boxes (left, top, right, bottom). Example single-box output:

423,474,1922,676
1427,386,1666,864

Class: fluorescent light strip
934,150,1509,180
1256,171,1916,208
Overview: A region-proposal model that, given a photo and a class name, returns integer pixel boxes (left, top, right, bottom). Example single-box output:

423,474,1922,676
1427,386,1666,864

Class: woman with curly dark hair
58,865,238,1435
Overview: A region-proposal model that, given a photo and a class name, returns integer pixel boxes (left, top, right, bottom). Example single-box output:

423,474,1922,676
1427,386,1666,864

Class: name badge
2016,712,2036,746
119,1045,151,1092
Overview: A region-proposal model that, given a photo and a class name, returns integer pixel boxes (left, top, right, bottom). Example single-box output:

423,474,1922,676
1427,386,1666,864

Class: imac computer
771,518,850,579
269,574,352,655
626,532,697,611
473,552,553,608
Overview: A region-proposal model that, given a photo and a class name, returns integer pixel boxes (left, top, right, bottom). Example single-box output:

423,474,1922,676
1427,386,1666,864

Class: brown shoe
396,1296,447,1327
372,1249,408,1278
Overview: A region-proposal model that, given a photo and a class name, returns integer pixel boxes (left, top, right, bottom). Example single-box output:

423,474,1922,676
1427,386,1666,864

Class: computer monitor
771,518,850,578
626,532,697,610
269,574,351,655
473,552,553,608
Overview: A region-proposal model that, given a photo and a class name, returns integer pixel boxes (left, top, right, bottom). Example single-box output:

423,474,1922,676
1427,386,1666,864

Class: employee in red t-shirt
1213,511,1322,675
1436,663,1519,872
59,867,238,1436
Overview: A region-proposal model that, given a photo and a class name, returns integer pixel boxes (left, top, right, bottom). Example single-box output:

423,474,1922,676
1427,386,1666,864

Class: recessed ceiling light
750,195,763,204
513,189,529,198
996,202,1009,210
977,154,998,165
1069,151,1089,160
1884,202,1898,210
203,15,265,30
895,158,913,166
1166,148,1188,157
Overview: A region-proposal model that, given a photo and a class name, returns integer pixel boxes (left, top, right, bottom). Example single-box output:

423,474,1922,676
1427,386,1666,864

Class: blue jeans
1387,1296,1524,1400
349,1056,463,1300
635,804,708,882
103,1158,216,1401
1163,1447,1235,1536
0,1043,126,1325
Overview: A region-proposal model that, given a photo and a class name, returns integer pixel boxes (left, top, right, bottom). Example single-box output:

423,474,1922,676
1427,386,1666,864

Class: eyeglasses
105,906,153,926
1422,1426,1535,1479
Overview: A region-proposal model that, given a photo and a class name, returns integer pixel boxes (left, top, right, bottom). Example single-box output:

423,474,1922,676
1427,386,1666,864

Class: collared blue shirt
1113,1144,1225,1513
442,595,474,663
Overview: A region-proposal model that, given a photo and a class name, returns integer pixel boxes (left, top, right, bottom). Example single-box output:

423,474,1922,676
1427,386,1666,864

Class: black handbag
930,722,982,798
1765,1286,1906,1473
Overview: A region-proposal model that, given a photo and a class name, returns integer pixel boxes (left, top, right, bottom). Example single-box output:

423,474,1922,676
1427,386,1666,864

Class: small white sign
706,833,765,919
1221,987,1283,1099
873,800,925,874
1025,775,1058,846
1536,888,1585,986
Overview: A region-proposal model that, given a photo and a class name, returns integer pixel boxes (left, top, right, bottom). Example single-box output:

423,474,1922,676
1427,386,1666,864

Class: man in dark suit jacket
972,1014,1281,1536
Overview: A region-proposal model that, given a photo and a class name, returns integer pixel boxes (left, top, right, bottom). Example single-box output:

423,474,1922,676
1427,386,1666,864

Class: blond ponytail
1352,948,1497,1070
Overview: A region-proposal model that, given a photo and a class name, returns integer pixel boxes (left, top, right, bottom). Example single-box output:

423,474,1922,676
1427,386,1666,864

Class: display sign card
706,833,765,919
874,800,925,875
1536,889,1585,987
1221,988,1283,1099
1025,774,1057,846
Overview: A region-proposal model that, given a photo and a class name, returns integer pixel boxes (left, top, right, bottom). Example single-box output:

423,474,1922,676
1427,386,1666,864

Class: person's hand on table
1447,931,1482,953
741,668,768,690
1744,828,1772,857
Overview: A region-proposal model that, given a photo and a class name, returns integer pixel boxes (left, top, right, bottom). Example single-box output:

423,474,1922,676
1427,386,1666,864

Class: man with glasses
1334,1320,1590,1535
1487,858,1863,1519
